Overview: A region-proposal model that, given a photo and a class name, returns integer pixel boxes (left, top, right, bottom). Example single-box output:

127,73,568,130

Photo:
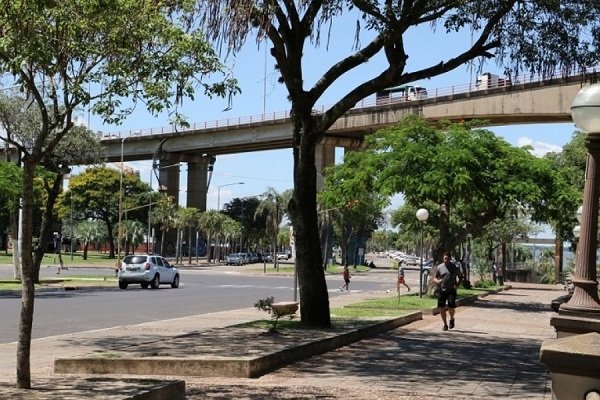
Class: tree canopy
57,166,152,259
319,158,386,266
543,131,586,243
359,115,569,260
0,0,238,387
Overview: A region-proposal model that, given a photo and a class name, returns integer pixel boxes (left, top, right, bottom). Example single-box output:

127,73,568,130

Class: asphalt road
0,262,413,344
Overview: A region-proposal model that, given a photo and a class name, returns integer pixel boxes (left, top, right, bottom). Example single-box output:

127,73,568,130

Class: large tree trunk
291,125,331,328
105,220,116,258
17,158,36,389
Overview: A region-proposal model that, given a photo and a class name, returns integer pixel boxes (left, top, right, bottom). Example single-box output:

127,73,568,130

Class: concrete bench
271,302,299,317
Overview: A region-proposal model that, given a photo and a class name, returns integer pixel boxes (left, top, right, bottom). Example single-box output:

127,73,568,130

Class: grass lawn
0,251,116,268
336,286,499,314
239,286,499,331
0,275,117,290
240,263,370,275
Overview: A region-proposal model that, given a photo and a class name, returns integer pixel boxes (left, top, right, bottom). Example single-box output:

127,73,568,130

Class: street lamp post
416,208,429,298
116,137,127,269
555,84,600,326
70,192,74,260
217,182,244,211
213,182,244,261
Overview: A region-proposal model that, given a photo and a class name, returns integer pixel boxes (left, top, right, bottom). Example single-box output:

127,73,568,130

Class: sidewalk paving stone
0,282,564,399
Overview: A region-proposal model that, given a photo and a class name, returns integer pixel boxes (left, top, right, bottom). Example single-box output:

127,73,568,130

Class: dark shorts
437,289,457,309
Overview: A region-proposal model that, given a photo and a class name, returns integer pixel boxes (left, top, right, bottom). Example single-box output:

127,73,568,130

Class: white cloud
517,137,562,157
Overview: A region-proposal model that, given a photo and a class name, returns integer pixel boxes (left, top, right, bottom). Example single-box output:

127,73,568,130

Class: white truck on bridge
476,72,511,89
376,85,428,105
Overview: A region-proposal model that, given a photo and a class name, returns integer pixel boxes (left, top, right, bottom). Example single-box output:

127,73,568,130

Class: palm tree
198,211,229,262
121,220,146,255
222,217,242,257
175,207,200,264
255,188,290,268
74,220,105,260
150,195,176,256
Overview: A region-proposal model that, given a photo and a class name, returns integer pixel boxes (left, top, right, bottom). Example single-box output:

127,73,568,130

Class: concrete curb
54,311,422,379
0,377,185,400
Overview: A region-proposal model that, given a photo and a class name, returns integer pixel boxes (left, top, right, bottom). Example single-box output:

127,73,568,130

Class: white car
118,254,179,290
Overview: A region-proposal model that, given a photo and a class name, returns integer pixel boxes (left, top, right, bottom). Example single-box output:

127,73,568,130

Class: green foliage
360,115,563,259
254,296,296,332
472,260,493,283
254,188,289,240
57,166,151,258
254,296,275,313
339,287,494,314
543,131,586,243
319,157,387,265
473,279,497,289
0,0,239,386
346,294,438,311
330,307,413,318
0,0,238,128
0,161,22,218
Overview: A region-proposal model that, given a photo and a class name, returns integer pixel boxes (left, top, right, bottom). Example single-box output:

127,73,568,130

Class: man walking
433,251,463,331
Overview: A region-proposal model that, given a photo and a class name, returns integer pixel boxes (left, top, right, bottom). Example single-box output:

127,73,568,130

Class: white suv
118,254,180,290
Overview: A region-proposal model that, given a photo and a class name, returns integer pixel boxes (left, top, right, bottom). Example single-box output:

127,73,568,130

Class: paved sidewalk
0,283,563,399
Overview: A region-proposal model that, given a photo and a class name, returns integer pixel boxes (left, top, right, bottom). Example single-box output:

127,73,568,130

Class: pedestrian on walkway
397,267,410,292
340,265,351,291
433,251,463,331
494,262,504,285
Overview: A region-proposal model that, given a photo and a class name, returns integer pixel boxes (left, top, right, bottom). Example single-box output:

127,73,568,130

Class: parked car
248,252,259,263
225,253,244,266
239,252,250,264
423,259,434,270
276,252,288,260
118,254,179,290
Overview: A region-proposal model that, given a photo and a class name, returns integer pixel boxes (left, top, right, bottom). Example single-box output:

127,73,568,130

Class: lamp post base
553,277,600,338
551,312,600,338
559,277,600,313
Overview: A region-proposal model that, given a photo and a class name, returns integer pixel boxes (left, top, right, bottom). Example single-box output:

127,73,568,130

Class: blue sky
81,16,577,222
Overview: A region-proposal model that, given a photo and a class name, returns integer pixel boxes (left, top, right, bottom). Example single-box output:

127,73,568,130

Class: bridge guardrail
100,68,596,140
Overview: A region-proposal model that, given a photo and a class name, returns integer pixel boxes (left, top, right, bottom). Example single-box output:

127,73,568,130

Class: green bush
473,279,496,288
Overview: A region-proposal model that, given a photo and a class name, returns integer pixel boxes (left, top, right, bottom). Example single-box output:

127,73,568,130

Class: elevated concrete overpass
97,71,588,210
101,72,584,162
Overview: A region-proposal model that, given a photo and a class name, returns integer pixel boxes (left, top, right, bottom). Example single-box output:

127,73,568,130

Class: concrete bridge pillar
186,158,209,212
158,159,180,205
315,143,335,191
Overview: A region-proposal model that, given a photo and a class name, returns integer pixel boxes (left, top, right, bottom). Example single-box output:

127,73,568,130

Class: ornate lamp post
541,88,600,400
416,208,429,298
555,84,600,330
